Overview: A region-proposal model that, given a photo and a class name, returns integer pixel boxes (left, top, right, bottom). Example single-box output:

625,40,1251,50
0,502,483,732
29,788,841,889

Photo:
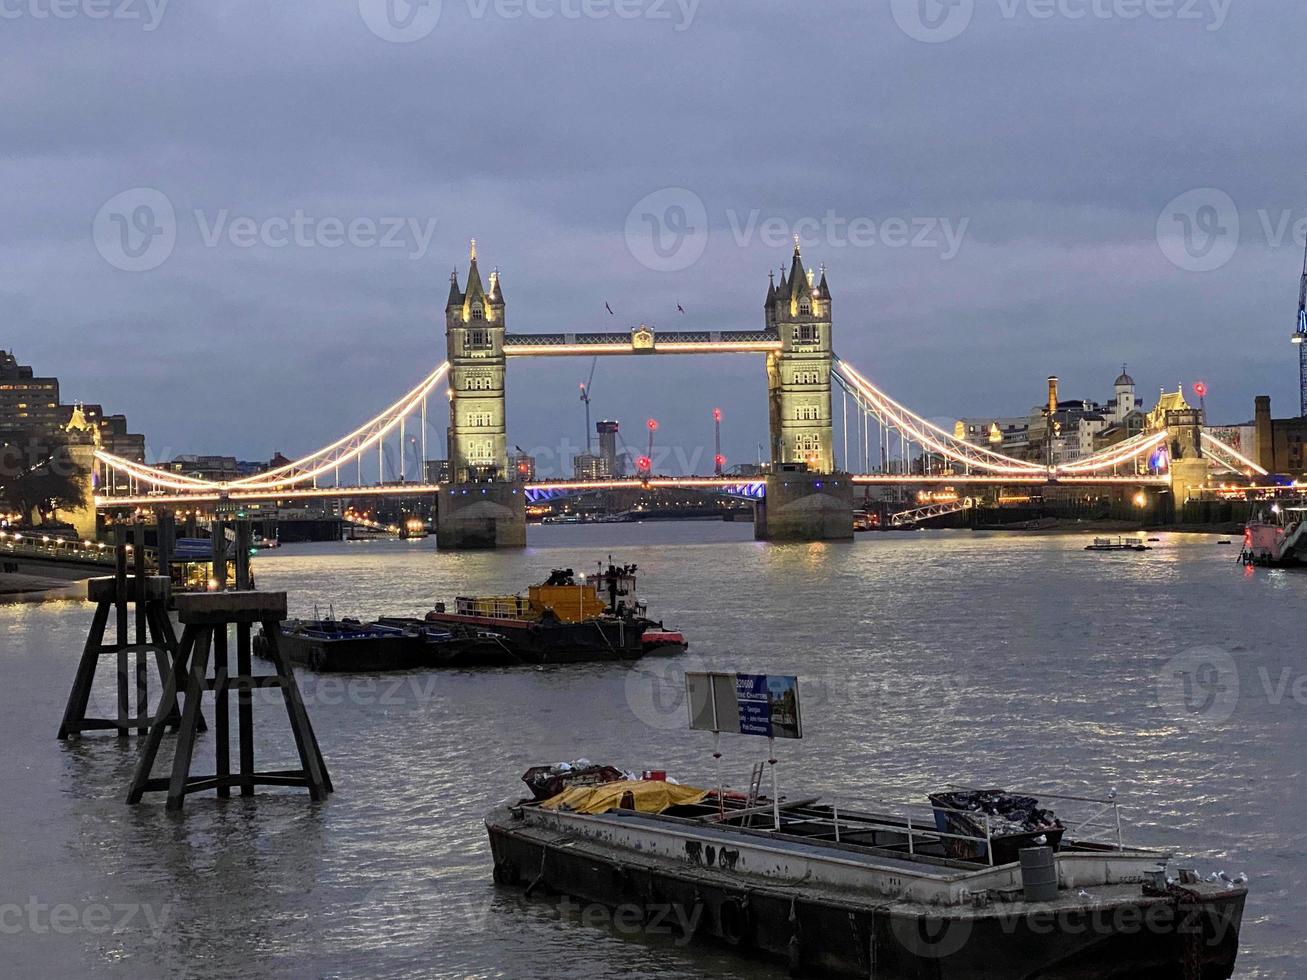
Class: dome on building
1115,364,1135,388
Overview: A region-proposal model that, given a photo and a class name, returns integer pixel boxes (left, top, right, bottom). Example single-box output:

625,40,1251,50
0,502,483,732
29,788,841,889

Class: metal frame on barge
486,787,1245,979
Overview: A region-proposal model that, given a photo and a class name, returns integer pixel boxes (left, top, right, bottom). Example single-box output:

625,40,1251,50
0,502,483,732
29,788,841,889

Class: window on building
799,303,810,316
472,305,484,321
465,329,490,350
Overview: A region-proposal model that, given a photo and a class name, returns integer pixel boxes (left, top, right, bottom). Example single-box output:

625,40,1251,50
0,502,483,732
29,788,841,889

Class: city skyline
4,3,1305,463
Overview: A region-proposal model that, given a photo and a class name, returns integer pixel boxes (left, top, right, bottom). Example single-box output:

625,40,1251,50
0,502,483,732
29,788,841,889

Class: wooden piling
125,590,332,810
56,564,194,740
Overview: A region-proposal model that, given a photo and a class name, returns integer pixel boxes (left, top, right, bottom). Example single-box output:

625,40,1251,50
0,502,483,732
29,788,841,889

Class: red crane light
714,454,726,468
712,408,722,423
636,456,652,472
647,418,658,431
1194,382,1207,399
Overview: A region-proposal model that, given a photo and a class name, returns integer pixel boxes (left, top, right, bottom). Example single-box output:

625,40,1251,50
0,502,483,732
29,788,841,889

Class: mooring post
126,590,332,810
211,519,227,590
57,571,193,741
156,509,174,589
234,521,252,590
114,524,129,737
133,524,148,736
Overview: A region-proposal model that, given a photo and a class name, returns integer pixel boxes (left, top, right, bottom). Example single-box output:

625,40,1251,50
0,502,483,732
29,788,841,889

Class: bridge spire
463,243,486,311
445,267,462,311
786,238,811,304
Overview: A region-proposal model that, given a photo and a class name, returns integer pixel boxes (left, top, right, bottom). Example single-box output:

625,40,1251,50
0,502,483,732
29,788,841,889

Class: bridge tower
446,240,509,482
766,240,835,473
1150,387,1208,514
439,242,525,549
757,241,852,541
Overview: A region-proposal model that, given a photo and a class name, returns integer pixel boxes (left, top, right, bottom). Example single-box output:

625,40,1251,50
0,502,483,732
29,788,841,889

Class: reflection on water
1,524,1302,978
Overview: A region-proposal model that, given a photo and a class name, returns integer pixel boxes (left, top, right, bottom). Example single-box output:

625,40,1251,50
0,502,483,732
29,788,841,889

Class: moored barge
254,617,508,671
1084,537,1150,552
487,771,1245,979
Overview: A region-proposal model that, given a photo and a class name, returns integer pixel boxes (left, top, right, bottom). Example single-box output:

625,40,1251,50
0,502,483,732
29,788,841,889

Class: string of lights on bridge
91,357,1264,508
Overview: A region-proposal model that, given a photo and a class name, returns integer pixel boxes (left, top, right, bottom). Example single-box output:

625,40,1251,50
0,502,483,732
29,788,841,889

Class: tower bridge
88,240,1266,547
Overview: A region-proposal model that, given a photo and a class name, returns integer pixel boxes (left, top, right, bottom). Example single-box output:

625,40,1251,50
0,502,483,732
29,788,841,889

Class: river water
1,523,1303,978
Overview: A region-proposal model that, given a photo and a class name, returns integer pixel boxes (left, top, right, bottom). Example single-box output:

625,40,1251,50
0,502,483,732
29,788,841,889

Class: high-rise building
596,420,623,477
424,459,453,484
510,452,536,482
574,452,606,480
0,350,62,435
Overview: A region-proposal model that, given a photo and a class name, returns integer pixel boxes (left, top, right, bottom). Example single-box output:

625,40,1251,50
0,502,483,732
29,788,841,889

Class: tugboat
424,562,687,664
487,767,1246,979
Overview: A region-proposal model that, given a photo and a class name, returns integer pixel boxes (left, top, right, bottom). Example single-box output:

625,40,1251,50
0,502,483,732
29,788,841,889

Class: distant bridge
86,244,1265,517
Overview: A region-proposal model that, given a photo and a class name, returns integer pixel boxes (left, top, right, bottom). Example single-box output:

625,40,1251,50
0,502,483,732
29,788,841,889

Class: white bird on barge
485,775,1245,979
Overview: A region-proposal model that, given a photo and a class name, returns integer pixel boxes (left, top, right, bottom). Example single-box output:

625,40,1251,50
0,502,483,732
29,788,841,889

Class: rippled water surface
2,524,1303,978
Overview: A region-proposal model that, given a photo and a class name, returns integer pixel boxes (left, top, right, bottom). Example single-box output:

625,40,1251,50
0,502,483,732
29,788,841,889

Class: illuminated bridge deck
503,329,782,356
94,473,1170,509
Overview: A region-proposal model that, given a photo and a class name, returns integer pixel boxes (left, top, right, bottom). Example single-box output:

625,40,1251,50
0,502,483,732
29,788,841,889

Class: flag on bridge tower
605,302,614,315
677,304,685,315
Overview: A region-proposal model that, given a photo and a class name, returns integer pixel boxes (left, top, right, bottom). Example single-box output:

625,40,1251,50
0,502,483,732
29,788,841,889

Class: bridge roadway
94,472,1169,509
501,329,782,356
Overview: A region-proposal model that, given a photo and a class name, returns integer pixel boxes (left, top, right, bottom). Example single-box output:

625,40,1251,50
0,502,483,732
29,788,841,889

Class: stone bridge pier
754,466,854,542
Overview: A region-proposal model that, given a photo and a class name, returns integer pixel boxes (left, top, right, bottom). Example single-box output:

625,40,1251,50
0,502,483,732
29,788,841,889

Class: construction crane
578,357,597,453
1294,238,1307,416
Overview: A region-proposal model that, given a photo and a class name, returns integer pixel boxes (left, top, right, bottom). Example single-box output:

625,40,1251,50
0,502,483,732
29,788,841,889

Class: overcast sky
4,0,1305,474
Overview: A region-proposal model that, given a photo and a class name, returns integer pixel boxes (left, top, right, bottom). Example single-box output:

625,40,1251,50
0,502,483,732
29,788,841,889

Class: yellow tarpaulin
541,780,709,815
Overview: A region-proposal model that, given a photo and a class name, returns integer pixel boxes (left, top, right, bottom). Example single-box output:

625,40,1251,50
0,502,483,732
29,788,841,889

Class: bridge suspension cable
1200,432,1268,476
833,356,1187,478
833,357,1047,474
96,361,451,493
229,361,449,488
1054,429,1168,474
